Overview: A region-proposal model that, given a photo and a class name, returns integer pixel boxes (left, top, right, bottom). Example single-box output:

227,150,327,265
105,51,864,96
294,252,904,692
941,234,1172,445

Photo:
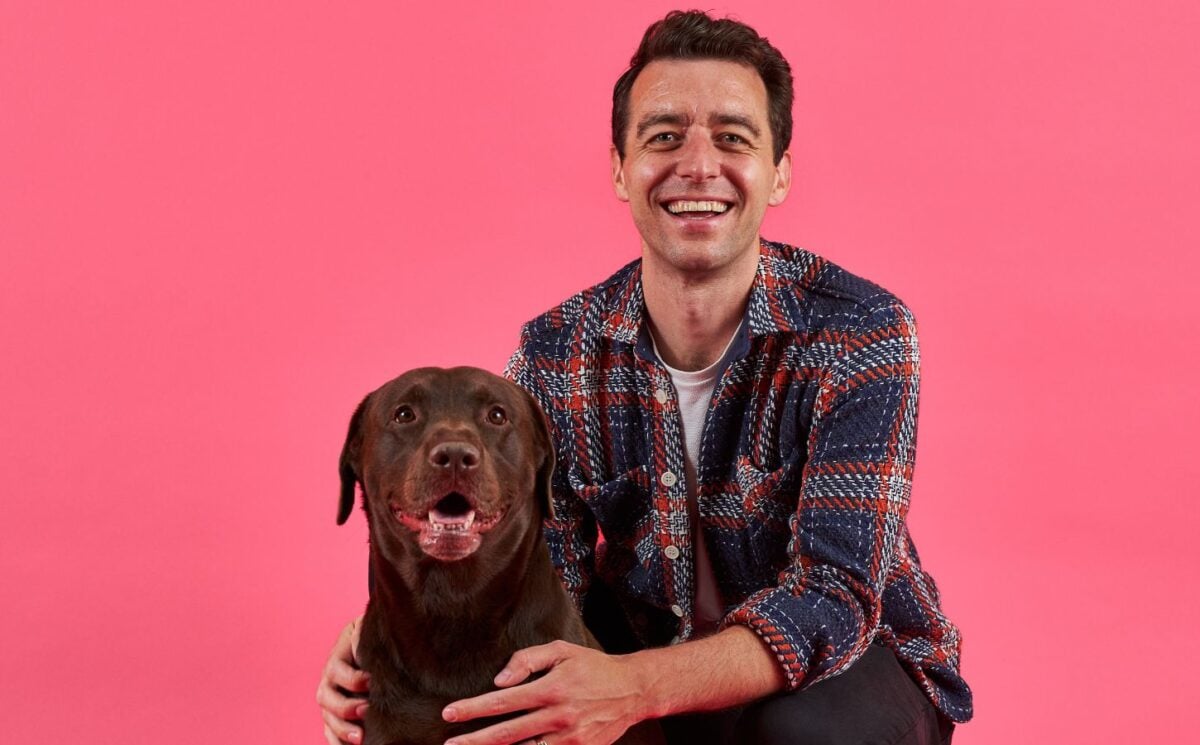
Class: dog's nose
429,442,480,472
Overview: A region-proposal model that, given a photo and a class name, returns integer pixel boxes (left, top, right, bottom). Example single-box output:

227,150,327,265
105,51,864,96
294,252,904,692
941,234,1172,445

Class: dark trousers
659,645,954,745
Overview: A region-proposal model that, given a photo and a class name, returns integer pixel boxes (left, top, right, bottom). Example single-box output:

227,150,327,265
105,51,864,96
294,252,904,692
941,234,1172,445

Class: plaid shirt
504,240,973,723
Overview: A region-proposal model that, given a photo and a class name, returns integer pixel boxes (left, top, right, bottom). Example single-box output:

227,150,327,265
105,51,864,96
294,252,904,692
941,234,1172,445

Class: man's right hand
317,616,370,745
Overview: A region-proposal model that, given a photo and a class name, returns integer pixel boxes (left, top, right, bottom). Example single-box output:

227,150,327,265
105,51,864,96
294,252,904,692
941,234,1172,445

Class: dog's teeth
426,509,477,533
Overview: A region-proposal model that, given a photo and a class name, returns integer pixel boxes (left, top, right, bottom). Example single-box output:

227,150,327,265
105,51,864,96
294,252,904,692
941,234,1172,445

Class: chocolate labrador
338,367,660,745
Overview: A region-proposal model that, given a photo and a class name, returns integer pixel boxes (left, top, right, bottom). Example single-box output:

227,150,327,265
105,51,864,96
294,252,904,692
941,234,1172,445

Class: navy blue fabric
505,241,972,722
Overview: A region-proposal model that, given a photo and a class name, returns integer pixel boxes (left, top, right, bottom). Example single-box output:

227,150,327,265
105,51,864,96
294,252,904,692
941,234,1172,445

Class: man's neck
641,243,760,372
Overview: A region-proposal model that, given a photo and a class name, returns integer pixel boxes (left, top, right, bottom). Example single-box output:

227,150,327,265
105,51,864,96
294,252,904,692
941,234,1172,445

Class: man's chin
644,235,760,277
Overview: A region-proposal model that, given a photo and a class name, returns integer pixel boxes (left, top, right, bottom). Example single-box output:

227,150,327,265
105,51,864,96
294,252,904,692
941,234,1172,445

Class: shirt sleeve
721,300,921,690
503,330,598,612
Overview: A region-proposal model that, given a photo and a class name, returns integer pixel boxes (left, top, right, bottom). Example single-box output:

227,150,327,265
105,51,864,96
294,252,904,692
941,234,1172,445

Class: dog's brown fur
338,367,659,745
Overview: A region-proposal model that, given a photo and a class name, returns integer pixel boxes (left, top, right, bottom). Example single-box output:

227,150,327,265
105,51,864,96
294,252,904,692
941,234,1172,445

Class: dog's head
337,367,555,562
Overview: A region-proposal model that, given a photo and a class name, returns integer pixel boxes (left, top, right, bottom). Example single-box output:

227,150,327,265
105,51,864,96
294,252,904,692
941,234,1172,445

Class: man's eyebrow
635,113,688,138
711,113,761,137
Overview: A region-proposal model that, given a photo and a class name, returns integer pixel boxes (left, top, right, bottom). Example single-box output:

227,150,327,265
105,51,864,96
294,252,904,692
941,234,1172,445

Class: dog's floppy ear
337,394,371,525
524,392,557,520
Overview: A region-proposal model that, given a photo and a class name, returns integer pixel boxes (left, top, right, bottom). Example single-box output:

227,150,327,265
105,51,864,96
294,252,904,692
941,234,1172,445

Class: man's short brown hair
612,10,794,164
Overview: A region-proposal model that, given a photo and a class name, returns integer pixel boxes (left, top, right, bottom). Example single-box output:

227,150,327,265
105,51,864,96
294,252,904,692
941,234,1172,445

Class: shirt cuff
722,588,809,690
722,579,873,691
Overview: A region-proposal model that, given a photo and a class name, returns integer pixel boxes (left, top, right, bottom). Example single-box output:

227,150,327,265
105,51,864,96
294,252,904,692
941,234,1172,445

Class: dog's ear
524,392,556,520
337,394,371,525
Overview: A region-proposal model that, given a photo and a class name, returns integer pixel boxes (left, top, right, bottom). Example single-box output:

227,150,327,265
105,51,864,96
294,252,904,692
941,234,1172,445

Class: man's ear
337,395,371,525
611,145,630,202
768,150,792,207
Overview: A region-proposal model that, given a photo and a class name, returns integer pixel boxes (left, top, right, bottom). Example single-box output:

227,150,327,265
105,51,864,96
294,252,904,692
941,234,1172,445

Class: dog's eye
486,406,508,425
394,405,416,423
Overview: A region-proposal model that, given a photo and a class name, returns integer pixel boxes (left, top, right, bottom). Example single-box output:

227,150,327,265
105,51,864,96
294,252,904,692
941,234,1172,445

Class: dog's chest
359,632,514,745
363,690,511,745
361,694,450,745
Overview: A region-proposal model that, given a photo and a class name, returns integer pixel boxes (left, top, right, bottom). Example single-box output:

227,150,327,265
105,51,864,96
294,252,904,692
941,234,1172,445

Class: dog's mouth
392,491,504,561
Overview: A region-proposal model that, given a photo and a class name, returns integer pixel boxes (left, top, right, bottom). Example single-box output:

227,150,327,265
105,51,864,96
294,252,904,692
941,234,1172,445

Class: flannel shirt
504,240,973,723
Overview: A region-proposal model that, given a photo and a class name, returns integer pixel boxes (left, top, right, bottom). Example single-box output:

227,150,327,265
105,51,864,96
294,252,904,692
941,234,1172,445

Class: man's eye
651,132,678,143
720,133,746,145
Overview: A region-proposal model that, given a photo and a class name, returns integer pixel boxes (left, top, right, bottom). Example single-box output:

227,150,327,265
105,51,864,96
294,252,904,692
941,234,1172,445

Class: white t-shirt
650,325,743,636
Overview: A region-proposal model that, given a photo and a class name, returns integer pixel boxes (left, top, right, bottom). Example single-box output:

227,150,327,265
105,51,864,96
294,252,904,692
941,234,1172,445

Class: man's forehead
628,59,769,121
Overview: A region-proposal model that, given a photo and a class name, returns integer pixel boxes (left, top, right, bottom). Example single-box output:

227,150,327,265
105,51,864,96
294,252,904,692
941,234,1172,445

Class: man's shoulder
761,239,916,332
513,241,917,355
516,257,641,351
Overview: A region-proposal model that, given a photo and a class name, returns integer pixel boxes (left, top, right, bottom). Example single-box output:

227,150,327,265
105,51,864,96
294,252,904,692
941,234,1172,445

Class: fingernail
442,706,458,722
495,670,511,685
347,730,362,744
356,703,369,718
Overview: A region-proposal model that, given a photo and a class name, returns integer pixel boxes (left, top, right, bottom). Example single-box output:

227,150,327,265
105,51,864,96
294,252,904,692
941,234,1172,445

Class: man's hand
440,640,650,745
316,616,370,745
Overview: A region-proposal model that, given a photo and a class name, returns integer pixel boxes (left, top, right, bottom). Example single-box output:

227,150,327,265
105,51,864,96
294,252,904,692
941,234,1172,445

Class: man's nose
674,134,721,180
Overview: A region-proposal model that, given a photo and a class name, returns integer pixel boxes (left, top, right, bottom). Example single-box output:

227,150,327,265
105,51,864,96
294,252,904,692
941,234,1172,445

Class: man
319,11,972,745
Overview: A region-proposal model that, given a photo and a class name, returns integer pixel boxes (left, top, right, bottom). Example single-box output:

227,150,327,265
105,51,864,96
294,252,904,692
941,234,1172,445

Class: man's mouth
663,199,731,219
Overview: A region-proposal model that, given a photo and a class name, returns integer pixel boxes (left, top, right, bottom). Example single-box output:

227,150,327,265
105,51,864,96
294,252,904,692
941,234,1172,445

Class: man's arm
721,298,922,689
503,336,598,611
441,626,784,745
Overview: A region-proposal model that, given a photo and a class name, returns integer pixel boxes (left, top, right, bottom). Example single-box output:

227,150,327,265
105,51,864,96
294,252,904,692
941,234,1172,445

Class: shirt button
654,388,669,404
660,471,677,487
663,545,680,560
671,604,685,617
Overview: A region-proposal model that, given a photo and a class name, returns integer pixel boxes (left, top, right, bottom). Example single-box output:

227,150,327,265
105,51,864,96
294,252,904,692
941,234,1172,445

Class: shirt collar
601,239,811,349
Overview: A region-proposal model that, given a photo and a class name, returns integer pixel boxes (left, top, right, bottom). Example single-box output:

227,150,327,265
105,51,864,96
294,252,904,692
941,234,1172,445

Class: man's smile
664,199,731,216
660,198,735,227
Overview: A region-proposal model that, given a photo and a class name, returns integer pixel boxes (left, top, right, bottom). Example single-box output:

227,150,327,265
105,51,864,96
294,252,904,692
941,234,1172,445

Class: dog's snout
429,441,480,472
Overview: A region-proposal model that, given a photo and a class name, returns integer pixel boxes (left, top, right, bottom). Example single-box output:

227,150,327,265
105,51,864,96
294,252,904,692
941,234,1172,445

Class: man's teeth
667,200,729,214
427,510,476,532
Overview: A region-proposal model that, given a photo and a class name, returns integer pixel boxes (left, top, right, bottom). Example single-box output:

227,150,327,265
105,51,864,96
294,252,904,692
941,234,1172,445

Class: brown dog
338,367,659,745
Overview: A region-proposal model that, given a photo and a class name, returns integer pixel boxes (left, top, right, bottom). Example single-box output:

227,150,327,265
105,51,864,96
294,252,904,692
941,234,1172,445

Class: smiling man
319,11,972,745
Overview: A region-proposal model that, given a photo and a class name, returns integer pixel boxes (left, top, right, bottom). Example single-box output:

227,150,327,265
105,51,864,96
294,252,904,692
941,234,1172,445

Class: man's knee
733,645,944,745
737,694,839,745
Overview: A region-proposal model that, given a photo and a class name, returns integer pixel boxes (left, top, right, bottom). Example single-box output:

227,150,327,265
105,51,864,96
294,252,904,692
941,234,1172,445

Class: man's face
611,59,791,277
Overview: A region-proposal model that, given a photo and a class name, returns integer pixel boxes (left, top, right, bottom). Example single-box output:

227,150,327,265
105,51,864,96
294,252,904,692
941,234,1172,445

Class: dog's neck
362,518,566,695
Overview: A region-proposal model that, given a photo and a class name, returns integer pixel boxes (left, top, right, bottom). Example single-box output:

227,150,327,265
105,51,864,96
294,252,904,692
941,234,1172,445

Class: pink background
3,1,1198,742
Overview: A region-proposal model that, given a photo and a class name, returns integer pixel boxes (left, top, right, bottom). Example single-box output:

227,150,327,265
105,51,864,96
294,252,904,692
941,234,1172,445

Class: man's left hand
441,640,650,745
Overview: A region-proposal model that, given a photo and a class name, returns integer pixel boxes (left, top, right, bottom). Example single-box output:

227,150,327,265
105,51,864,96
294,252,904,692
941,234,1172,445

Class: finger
444,679,547,724
443,708,561,745
322,711,364,744
327,655,372,695
323,619,371,694
316,671,370,721
349,615,364,664
494,640,574,687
